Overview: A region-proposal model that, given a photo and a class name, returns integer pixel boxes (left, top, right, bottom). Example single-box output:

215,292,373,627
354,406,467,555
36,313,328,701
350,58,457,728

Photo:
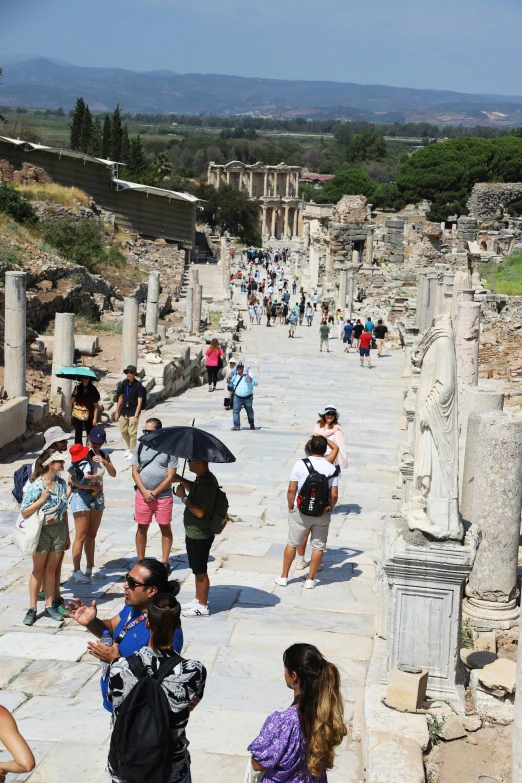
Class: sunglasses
126,574,149,589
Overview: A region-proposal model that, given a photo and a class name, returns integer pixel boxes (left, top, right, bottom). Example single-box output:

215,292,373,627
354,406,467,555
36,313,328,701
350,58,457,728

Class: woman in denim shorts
69,426,116,583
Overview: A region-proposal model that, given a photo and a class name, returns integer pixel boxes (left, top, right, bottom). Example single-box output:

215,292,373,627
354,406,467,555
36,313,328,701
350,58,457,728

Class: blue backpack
12,464,32,503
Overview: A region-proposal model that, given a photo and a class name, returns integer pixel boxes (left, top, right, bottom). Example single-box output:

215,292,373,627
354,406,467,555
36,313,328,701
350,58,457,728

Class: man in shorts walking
275,435,339,589
132,418,178,569
374,319,389,357
359,327,372,368
319,320,330,352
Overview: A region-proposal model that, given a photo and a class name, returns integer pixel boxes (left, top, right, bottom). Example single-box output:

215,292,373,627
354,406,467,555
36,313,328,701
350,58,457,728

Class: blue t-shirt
365,321,375,333
101,605,184,712
343,324,354,339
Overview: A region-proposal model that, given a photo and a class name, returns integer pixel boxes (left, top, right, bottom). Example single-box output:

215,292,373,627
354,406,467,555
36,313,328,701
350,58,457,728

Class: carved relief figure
408,313,463,541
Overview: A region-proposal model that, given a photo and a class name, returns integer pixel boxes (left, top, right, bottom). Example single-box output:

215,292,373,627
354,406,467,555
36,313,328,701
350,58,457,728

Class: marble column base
462,596,520,630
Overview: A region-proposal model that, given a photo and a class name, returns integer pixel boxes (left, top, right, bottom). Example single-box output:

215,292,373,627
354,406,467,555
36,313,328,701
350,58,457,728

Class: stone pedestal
382,517,474,713
145,271,160,335
50,312,75,419
4,271,27,399
339,270,347,309
122,297,138,372
192,283,203,335
459,387,504,493
463,411,522,629
185,287,194,331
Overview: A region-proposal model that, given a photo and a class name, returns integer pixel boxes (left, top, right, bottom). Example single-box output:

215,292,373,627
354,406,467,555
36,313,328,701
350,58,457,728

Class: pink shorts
134,493,173,526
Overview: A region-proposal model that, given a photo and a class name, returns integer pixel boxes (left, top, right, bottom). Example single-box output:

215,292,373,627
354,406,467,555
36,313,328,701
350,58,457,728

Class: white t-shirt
289,456,339,510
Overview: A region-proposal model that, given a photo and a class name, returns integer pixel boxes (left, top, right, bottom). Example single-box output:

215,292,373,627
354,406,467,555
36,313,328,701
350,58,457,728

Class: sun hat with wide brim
42,451,66,467
318,406,339,419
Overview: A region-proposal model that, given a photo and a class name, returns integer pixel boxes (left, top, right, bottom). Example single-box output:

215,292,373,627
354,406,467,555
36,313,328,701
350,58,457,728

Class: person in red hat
68,427,116,583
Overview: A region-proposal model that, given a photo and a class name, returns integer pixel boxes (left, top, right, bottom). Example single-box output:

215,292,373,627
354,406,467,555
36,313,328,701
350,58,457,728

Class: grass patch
42,218,126,271
13,183,90,211
75,314,122,334
0,246,21,265
490,250,522,295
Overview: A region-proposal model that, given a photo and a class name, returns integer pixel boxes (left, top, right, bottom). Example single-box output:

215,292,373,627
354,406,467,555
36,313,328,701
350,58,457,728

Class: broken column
4,271,27,399
192,283,203,335
346,271,355,319
352,248,360,266
459,387,504,496
366,226,374,265
415,271,430,332
454,289,480,423
50,312,75,418
121,297,139,372
463,411,522,629
185,287,194,331
145,271,160,335
339,270,347,309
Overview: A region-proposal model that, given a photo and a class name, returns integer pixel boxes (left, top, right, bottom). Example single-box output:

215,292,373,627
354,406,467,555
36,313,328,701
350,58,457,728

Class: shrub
42,218,125,270
0,184,38,225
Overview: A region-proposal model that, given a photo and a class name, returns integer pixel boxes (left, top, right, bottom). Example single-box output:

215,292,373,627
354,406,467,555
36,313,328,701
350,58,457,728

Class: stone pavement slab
0,271,406,780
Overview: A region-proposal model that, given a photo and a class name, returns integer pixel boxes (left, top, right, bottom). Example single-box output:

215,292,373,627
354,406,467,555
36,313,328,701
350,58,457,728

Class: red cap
69,444,90,463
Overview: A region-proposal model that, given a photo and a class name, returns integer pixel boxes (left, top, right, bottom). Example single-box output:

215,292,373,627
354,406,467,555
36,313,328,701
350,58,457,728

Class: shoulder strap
137,446,160,473
127,653,147,680
155,652,183,684
302,458,314,475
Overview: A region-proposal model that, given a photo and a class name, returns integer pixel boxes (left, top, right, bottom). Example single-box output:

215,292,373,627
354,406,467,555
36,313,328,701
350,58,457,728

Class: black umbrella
139,426,236,464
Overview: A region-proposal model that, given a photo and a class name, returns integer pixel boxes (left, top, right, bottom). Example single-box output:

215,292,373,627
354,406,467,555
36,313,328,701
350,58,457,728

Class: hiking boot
45,605,64,622
23,608,37,626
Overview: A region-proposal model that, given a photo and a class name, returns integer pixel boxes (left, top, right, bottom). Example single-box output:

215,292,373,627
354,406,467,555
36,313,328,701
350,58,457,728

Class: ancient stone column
514,614,522,783
192,283,203,335
249,172,254,198
366,226,374,265
415,272,429,332
51,312,75,418
121,297,139,373
284,206,290,238
346,272,355,319
352,249,360,265
454,290,480,422
271,208,277,239
4,271,27,399
463,411,522,629
460,388,504,502
145,271,160,336
309,245,319,291
426,272,438,326
191,268,199,286
293,208,298,238
262,207,268,237
185,287,194,331
339,270,347,309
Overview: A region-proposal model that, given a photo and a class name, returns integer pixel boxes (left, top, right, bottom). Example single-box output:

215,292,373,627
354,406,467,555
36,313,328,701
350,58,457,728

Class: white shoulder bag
12,480,61,556
244,759,265,783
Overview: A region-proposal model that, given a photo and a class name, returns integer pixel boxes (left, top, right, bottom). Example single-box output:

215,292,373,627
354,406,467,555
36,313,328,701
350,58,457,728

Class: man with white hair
229,361,258,431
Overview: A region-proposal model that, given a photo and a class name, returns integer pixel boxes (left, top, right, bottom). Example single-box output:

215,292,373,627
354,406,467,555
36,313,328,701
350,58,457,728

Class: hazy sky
1,0,520,95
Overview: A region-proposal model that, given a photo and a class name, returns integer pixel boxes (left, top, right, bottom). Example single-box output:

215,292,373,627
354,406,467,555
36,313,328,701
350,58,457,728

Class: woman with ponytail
247,643,347,781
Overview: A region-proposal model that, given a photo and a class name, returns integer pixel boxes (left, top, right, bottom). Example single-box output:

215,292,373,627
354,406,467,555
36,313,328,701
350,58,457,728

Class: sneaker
208,386,213,392
53,598,68,618
274,576,288,587
85,567,104,579
38,590,45,601
71,570,90,584
182,604,209,618
250,425,256,431
181,597,199,610
45,605,64,622
295,560,309,570
124,449,131,458
305,579,317,589
125,452,134,460
23,608,37,626
231,427,240,431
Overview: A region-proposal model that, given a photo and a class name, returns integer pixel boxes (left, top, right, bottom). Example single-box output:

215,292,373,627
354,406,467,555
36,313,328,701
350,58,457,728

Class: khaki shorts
287,508,331,551
36,520,68,553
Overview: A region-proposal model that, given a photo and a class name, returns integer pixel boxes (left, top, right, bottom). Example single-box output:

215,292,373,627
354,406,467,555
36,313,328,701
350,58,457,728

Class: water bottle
100,629,113,647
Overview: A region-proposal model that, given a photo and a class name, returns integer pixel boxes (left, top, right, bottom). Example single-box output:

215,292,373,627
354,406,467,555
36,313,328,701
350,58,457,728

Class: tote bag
12,507,45,556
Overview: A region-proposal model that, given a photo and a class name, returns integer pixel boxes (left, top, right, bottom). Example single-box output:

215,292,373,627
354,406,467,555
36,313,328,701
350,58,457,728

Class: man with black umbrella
173,461,219,618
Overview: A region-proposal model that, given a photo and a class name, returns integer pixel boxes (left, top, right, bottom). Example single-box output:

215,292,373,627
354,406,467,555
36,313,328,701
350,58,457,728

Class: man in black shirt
374,319,389,358
352,319,364,349
115,366,146,459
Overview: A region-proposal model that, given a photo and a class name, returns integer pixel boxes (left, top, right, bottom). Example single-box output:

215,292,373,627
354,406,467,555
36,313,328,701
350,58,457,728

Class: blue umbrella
55,367,98,381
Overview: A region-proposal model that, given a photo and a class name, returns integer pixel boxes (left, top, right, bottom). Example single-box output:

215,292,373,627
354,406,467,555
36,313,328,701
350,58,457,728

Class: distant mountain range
2,56,522,126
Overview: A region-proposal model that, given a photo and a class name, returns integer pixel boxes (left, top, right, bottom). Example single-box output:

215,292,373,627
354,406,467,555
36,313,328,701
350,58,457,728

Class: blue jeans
233,395,254,428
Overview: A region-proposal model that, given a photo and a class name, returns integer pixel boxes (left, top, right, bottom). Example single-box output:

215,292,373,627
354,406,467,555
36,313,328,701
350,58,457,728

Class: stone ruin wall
467,182,522,223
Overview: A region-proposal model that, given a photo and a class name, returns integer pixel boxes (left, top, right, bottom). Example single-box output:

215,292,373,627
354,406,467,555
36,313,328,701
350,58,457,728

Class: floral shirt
248,705,327,783
21,477,68,522
107,647,206,783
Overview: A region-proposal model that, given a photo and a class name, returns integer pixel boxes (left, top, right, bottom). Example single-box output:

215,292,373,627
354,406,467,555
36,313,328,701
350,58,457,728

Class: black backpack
12,464,32,504
108,652,185,783
210,483,229,535
297,458,331,517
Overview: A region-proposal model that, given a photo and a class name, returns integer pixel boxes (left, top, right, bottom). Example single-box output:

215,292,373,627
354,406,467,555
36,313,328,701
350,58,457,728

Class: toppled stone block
386,666,428,712
462,715,481,732
439,715,467,741
470,669,514,724
478,658,516,693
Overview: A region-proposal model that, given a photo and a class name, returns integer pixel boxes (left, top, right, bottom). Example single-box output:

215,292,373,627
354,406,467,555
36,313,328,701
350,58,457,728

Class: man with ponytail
248,643,347,782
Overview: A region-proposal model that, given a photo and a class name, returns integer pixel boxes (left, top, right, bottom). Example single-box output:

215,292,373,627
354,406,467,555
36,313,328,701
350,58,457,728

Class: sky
1,0,521,95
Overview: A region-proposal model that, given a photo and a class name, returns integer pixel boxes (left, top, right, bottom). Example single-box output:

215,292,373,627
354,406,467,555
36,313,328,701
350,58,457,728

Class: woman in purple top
248,643,347,782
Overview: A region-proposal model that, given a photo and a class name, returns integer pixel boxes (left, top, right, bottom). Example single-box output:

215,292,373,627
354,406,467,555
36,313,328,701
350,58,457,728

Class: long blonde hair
284,643,347,777
209,338,220,353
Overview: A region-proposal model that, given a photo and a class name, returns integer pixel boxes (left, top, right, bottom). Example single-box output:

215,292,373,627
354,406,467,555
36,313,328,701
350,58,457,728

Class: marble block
25,742,109,783
9,660,96,697
0,691,28,711
0,656,32,688
0,633,88,662
14,697,111,743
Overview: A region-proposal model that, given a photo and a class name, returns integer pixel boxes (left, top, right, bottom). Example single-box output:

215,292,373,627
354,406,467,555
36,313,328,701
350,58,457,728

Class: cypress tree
127,135,148,177
101,114,112,159
70,97,86,150
90,117,103,156
121,124,130,163
110,104,123,161
79,105,93,154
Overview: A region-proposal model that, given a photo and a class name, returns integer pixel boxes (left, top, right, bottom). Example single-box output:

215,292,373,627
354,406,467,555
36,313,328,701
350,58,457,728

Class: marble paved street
0,308,406,782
